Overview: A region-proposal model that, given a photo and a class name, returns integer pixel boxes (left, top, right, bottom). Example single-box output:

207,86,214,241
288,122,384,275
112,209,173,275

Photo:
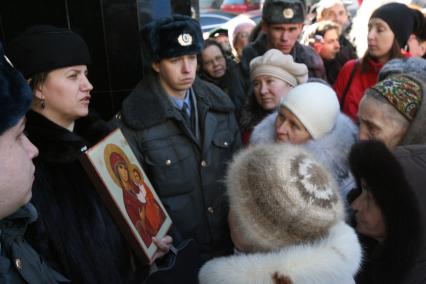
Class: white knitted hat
249,49,308,86
227,143,344,251
280,82,340,139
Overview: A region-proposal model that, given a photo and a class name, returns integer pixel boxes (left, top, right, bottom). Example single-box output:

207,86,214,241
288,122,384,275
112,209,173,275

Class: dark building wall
0,0,194,120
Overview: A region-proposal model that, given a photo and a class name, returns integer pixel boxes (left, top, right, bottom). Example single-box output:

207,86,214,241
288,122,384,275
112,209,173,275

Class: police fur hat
7,25,91,79
0,41,32,135
227,143,344,251
349,140,422,283
262,0,306,25
141,14,203,64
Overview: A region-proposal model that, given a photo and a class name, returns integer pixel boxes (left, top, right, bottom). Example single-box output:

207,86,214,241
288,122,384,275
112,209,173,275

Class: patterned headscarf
371,75,423,122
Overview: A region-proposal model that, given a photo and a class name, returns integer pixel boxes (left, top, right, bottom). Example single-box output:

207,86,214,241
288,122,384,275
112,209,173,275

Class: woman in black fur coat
7,25,171,284
349,140,425,284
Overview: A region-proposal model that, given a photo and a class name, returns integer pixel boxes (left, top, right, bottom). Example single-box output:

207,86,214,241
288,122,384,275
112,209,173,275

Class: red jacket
333,59,383,121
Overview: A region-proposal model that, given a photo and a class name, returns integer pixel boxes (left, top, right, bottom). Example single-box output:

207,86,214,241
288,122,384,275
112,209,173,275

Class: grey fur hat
227,143,344,251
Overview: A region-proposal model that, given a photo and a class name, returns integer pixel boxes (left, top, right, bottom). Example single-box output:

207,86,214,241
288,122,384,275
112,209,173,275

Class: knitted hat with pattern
227,143,344,251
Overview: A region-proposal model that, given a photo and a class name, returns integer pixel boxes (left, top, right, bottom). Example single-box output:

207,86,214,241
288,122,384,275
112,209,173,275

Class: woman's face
367,18,395,62
253,76,293,111
35,65,93,128
275,107,311,144
117,163,129,182
351,180,386,241
201,45,226,79
358,98,407,150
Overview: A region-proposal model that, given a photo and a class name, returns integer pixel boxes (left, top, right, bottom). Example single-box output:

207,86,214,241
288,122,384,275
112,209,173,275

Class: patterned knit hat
370,75,423,122
227,144,344,251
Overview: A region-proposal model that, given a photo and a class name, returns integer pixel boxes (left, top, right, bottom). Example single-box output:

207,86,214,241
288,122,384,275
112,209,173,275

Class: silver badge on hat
178,33,193,46
283,8,294,19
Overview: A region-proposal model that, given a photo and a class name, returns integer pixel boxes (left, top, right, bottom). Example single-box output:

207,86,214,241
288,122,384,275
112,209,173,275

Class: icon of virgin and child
104,144,165,247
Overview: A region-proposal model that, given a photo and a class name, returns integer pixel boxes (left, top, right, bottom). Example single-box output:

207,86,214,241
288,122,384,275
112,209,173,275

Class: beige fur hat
249,49,308,86
227,143,344,251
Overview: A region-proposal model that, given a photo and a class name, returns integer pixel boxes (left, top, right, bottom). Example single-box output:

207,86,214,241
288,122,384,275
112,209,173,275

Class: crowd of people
1,0,426,283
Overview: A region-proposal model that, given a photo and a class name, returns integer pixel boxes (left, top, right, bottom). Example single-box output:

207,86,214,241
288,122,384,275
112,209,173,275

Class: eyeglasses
203,55,225,68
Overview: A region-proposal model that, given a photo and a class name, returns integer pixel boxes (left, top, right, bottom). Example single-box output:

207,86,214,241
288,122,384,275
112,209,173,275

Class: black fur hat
7,25,91,79
262,0,305,25
0,41,32,135
141,14,203,64
349,140,422,283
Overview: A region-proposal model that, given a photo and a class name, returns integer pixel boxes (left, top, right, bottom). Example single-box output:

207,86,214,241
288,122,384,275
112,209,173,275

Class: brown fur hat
227,144,344,251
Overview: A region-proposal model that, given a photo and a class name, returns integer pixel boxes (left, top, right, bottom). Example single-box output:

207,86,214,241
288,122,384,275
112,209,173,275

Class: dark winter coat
115,75,242,263
198,59,247,115
349,142,425,284
239,33,326,93
393,145,426,284
0,204,68,284
238,94,273,145
25,110,143,284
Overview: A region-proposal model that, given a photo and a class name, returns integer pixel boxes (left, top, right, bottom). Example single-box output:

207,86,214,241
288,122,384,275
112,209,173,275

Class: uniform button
224,141,229,147
15,258,22,270
201,160,207,167
207,206,214,213
165,159,171,166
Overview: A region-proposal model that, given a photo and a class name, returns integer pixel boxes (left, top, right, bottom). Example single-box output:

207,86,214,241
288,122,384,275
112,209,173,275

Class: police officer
240,0,326,91
116,15,242,263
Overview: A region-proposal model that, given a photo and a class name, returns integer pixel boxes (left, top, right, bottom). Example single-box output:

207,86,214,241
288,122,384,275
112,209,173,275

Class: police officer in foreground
115,15,242,264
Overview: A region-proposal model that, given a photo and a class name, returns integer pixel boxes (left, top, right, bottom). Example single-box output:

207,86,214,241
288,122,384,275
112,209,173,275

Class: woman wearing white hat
250,82,358,199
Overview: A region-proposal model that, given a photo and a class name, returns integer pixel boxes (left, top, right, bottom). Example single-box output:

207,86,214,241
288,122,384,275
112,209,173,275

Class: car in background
199,9,236,39
220,0,261,13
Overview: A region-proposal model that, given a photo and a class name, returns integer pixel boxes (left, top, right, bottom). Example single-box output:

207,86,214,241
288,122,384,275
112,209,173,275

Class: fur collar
199,221,362,284
121,74,234,130
25,110,111,163
250,112,358,197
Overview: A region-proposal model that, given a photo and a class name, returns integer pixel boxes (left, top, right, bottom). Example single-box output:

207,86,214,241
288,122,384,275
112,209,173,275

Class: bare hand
149,235,173,264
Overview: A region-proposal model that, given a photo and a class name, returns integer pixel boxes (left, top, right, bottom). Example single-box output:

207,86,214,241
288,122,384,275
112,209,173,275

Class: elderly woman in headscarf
357,58,426,149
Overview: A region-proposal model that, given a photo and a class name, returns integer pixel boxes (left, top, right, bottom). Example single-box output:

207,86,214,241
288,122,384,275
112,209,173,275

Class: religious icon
81,129,172,262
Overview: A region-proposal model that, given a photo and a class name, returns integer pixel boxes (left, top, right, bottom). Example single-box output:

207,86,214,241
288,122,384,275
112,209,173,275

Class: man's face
0,118,38,219
320,3,349,28
152,54,197,98
358,98,407,150
317,29,341,60
262,22,303,54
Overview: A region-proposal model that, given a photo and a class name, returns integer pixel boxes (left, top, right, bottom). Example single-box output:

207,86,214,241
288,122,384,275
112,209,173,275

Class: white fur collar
250,112,358,197
199,221,361,284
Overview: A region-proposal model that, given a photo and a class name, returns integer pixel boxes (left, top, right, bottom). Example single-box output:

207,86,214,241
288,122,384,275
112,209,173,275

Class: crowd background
1,0,426,283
